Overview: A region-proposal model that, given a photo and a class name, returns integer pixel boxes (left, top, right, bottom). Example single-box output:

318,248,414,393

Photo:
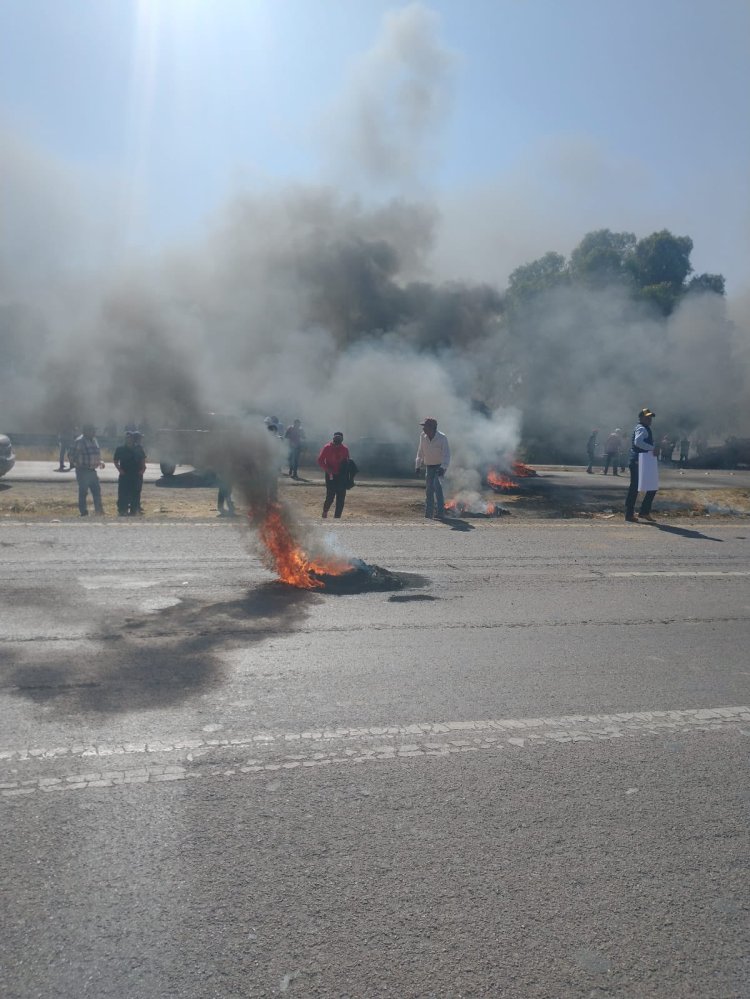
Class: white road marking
1,707,748,799
608,571,750,578
78,576,160,590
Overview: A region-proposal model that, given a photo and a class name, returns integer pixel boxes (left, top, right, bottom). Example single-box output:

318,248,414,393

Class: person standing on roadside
130,431,147,514
56,424,76,472
585,429,598,474
625,408,659,523
284,419,305,479
113,430,146,516
70,423,105,517
602,430,621,476
415,417,450,520
617,428,627,473
318,431,350,519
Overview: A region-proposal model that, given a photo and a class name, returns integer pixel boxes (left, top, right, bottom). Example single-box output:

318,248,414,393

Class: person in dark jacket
113,430,147,516
317,431,350,519
586,429,598,473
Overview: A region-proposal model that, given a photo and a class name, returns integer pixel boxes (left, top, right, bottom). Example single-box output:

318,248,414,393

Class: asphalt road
5,458,750,492
5,460,165,483
2,519,749,998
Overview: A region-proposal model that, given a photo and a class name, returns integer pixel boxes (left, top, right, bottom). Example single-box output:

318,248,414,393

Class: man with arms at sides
70,423,106,517
416,418,450,520
318,431,350,519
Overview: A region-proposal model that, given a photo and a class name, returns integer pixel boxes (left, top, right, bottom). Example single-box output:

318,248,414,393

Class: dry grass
0,477,432,522
1,475,748,523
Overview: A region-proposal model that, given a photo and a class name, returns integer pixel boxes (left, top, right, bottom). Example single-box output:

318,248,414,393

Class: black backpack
344,458,359,490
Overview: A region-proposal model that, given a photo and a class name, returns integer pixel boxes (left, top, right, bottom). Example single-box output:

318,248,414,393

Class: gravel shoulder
2,468,749,523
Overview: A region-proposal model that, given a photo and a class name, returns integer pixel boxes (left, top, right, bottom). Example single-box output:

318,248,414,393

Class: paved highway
2,519,749,997
5,459,750,491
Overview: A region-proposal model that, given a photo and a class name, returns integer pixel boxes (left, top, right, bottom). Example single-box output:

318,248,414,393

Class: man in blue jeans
415,418,451,519
70,423,105,517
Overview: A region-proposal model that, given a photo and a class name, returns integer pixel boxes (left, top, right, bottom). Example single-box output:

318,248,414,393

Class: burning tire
308,561,404,594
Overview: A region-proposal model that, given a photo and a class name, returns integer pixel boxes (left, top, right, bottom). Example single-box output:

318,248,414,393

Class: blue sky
2,0,749,293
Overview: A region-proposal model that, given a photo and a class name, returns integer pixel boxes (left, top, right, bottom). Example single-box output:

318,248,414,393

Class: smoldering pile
444,494,510,518
308,558,404,594
215,424,405,592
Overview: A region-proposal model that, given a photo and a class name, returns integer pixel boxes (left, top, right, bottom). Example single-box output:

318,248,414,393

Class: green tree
506,252,567,309
686,273,725,296
568,229,636,287
629,230,694,314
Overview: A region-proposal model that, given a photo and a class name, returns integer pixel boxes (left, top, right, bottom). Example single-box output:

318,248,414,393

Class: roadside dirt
2,474,749,523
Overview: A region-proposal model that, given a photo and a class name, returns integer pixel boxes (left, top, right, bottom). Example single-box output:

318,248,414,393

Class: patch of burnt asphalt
5,567,432,716
6,584,315,716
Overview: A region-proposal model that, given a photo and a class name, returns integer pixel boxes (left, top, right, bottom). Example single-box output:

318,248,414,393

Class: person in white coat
625,408,659,522
415,418,450,519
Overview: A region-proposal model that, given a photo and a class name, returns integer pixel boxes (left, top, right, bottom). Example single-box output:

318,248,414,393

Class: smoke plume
1,1,748,475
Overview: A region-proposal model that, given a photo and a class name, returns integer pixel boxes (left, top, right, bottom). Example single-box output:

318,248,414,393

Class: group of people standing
586,428,627,475
587,410,662,522
64,425,146,517
659,434,691,467
314,417,449,520
587,408,691,522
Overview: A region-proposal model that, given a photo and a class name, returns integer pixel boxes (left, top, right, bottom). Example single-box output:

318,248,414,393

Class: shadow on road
651,523,725,542
8,583,317,715
155,470,218,488
439,516,475,532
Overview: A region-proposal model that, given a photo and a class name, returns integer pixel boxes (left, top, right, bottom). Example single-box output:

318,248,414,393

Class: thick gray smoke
1,1,748,477
322,3,454,190
0,162,521,471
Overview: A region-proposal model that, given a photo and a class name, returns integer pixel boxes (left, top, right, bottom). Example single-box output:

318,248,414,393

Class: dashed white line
608,571,750,578
2,706,748,799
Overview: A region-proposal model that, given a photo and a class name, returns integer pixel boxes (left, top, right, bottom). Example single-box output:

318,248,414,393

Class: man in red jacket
317,431,350,519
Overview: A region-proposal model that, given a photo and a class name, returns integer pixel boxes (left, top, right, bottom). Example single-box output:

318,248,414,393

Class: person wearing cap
113,430,147,516
415,418,451,519
602,429,622,476
625,408,659,522
317,431,351,518
70,423,106,517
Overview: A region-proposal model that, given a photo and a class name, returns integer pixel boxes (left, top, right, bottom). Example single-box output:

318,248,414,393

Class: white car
0,434,16,477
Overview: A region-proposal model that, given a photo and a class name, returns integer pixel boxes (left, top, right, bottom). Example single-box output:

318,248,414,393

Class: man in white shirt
415,418,451,519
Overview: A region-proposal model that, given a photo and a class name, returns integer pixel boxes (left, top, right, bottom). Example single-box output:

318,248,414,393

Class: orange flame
257,503,351,589
511,460,537,478
487,469,518,491
445,498,501,516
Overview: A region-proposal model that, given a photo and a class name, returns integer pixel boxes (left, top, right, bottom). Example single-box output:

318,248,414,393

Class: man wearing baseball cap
415,418,451,519
625,407,659,523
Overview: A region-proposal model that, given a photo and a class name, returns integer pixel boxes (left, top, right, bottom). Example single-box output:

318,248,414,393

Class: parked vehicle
690,437,750,470
0,434,16,477
151,413,237,477
151,427,214,477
